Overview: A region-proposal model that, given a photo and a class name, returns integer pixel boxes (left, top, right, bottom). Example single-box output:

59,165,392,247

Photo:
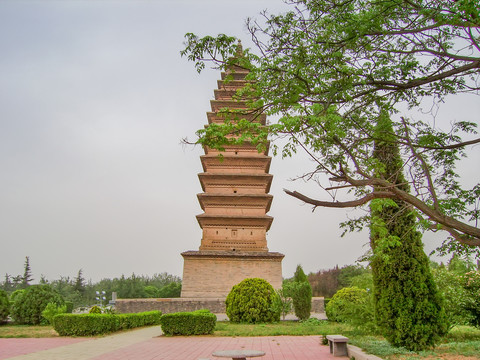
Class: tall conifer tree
370,113,447,350
21,256,33,289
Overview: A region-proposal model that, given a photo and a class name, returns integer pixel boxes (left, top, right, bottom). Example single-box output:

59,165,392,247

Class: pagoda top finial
235,40,243,57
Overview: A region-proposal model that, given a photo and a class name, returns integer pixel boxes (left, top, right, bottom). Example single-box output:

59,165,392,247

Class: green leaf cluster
41,302,67,325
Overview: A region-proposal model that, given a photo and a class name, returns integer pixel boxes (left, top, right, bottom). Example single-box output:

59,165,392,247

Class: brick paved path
0,326,336,360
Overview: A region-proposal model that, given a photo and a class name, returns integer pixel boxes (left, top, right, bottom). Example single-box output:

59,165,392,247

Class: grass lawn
0,324,58,338
214,319,352,337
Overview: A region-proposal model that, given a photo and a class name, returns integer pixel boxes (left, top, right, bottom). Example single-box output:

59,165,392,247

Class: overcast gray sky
1,0,478,283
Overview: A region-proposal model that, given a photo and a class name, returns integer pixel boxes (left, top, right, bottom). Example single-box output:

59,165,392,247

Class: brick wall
181,252,284,298
115,298,226,314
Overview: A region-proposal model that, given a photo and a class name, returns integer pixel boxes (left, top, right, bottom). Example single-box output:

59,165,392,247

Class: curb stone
347,344,384,360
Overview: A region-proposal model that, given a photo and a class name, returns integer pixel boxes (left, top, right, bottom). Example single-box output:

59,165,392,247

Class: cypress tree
370,113,447,351
291,265,312,321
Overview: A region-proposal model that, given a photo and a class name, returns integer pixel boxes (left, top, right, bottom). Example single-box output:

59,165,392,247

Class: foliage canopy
181,0,480,255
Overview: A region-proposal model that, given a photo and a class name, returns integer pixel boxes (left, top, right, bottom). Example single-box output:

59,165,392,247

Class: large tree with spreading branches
181,0,480,255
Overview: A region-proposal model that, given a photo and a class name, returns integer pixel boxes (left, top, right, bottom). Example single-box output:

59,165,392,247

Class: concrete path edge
347,344,384,360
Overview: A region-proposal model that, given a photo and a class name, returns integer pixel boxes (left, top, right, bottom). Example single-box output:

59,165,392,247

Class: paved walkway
0,324,336,360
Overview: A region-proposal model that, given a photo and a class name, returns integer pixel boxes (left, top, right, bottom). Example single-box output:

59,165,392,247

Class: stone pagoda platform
181,45,284,298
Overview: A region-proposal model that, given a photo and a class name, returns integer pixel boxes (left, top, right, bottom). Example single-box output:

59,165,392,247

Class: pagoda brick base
181,251,284,298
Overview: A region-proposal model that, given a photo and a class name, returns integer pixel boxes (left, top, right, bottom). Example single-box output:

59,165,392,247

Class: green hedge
159,309,216,335
52,310,162,336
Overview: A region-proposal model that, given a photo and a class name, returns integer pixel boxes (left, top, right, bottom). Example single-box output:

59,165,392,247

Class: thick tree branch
285,173,480,246
283,189,393,208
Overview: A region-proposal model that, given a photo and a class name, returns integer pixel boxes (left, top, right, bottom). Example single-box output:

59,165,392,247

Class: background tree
181,0,480,255
73,269,86,295
308,264,371,297
369,114,447,350
1,274,14,293
21,256,33,289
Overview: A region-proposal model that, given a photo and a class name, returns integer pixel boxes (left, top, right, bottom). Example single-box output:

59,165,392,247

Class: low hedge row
52,310,162,336
159,309,216,335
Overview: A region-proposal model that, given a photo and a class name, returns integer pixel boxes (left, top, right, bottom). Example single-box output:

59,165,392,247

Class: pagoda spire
180,56,283,298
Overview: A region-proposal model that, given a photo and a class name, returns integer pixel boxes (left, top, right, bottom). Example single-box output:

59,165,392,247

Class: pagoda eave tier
214,88,256,101
210,100,250,112
197,194,273,213
181,250,284,260
206,111,266,125
200,155,271,173
221,71,249,81
198,173,273,193
217,79,250,90
196,214,273,230
204,142,270,156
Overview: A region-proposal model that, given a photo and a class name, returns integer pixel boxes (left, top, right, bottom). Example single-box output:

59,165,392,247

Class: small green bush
65,301,74,314
11,285,64,325
433,267,474,326
0,290,9,323
89,305,102,314
159,309,216,335
53,310,161,336
42,302,67,325
326,286,374,327
226,278,280,323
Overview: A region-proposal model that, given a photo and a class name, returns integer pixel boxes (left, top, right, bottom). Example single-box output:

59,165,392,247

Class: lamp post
95,290,106,306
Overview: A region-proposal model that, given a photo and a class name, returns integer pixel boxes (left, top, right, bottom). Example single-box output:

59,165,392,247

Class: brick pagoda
181,44,284,298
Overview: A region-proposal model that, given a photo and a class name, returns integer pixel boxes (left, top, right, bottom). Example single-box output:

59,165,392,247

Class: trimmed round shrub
0,290,10,323
326,287,371,323
11,285,64,325
226,278,280,323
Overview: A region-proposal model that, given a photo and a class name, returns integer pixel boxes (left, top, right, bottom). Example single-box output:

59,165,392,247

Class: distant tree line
0,257,181,308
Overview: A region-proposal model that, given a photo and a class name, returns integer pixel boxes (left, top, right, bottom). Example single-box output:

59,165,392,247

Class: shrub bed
52,310,162,336
159,309,216,335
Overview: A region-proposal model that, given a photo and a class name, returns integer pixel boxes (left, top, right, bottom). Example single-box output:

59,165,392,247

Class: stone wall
311,297,325,313
115,296,324,314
